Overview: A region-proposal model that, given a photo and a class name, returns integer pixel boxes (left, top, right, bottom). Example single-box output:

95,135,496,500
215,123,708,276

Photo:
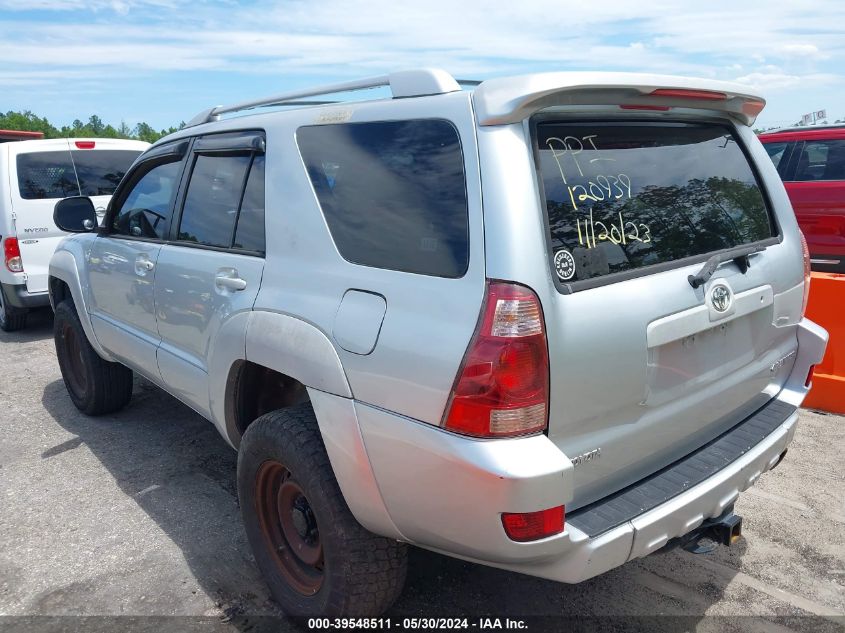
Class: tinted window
763,142,790,171
298,120,468,278
537,122,774,285
178,154,251,248
112,160,182,239
793,139,845,182
16,151,78,200
16,149,140,200
233,155,265,252
72,150,139,196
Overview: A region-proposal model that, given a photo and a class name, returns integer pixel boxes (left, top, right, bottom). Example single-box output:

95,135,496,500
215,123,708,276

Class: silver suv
49,69,828,617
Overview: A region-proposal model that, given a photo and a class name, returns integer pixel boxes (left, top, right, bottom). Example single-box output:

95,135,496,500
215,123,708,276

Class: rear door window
178,154,252,248
535,121,775,286
16,151,78,200
792,139,845,182
175,149,265,254
16,149,140,200
297,119,469,278
233,155,265,252
72,150,139,196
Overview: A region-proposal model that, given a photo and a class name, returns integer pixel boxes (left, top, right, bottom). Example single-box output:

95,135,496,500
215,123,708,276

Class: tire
238,404,407,617
53,300,133,415
0,285,27,332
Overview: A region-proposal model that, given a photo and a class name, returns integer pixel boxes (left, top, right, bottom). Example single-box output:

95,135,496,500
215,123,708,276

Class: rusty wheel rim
62,323,87,398
255,460,324,595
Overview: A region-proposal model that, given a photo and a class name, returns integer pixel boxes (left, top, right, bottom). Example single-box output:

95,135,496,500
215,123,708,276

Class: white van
0,138,148,331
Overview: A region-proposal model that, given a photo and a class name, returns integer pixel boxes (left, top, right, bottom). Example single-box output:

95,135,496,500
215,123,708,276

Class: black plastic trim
1,282,50,308
566,398,797,538
193,130,266,154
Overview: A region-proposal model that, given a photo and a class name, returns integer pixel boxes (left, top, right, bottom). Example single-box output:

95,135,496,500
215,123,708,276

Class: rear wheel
238,404,407,617
0,285,27,332
54,300,133,415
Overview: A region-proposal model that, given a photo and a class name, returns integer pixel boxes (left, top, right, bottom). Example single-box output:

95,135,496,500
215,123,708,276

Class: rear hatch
10,140,143,293
532,118,801,508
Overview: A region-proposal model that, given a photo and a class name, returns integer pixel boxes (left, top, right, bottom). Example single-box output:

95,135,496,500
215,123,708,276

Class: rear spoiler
472,72,765,127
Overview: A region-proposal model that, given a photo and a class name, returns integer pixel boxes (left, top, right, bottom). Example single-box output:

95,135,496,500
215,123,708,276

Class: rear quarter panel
246,93,487,426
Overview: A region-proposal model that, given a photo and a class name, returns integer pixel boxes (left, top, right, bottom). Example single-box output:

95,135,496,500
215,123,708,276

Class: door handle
215,271,247,292
134,255,155,276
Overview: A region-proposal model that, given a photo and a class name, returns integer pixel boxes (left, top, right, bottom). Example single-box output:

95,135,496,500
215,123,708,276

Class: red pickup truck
759,124,845,273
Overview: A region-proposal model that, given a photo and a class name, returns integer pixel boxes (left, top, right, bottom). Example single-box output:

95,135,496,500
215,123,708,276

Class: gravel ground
0,308,843,632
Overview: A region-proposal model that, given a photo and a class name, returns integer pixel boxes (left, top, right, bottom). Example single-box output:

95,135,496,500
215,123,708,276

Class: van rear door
10,140,141,294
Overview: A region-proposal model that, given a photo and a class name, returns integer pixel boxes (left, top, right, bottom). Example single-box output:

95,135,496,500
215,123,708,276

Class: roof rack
185,68,462,128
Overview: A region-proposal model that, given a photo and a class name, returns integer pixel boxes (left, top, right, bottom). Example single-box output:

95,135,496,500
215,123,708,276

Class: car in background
0,138,148,331
759,124,845,273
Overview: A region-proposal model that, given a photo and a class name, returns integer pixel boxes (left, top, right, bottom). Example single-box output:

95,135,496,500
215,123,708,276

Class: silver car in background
48,69,827,617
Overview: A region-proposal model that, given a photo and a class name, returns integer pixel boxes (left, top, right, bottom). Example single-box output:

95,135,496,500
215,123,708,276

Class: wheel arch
209,309,352,448
210,310,402,540
48,249,115,361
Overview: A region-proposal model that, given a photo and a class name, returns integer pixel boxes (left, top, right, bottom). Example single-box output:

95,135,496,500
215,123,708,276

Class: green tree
0,109,179,143
87,115,105,135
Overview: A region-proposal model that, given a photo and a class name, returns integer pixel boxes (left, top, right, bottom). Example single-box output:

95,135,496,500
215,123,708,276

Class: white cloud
733,71,839,92
1,0,842,127
779,43,829,60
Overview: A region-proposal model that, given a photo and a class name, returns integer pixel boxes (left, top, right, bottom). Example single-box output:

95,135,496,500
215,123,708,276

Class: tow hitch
659,507,743,555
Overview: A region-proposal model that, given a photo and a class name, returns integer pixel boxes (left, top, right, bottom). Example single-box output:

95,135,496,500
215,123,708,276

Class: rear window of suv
535,121,775,287
16,149,138,200
297,119,469,278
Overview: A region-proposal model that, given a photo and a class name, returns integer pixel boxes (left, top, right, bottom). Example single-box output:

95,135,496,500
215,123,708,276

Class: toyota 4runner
48,69,828,617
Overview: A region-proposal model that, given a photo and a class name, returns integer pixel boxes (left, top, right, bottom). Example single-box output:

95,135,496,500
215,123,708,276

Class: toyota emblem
710,284,732,313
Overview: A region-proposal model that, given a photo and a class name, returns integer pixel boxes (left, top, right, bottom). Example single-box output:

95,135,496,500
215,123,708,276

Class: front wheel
54,300,133,415
237,404,407,617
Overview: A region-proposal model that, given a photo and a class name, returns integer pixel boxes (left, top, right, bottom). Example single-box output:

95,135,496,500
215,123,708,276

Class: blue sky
1,0,843,131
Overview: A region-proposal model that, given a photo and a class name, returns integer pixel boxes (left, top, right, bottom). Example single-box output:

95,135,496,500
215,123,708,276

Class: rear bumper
345,318,828,583
1,282,49,309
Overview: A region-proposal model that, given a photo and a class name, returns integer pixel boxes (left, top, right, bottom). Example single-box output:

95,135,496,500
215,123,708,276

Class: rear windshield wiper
688,244,767,289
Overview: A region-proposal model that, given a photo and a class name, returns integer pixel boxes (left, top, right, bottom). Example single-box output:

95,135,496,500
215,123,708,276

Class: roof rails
186,68,462,128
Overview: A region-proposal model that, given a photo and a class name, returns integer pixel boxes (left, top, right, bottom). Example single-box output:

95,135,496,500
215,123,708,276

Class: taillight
443,281,549,438
649,88,727,101
502,506,565,542
75,141,95,149
800,230,811,316
4,237,22,273
619,104,671,111
805,365,815,387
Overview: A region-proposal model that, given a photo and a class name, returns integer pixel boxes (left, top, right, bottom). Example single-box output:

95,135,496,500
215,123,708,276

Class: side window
297,119,469,278
112,159,182,239
763,142,791,174
793,139,845,182
233,155,266,252
178,154,251,248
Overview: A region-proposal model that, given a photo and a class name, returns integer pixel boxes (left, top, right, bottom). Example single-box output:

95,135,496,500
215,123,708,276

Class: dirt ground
1,308,843,632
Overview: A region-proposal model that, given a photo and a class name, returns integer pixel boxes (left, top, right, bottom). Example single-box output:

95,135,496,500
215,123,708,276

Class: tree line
0,110,184,144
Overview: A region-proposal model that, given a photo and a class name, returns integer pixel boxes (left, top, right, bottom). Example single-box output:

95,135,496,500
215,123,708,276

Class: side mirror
54,196,98,233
